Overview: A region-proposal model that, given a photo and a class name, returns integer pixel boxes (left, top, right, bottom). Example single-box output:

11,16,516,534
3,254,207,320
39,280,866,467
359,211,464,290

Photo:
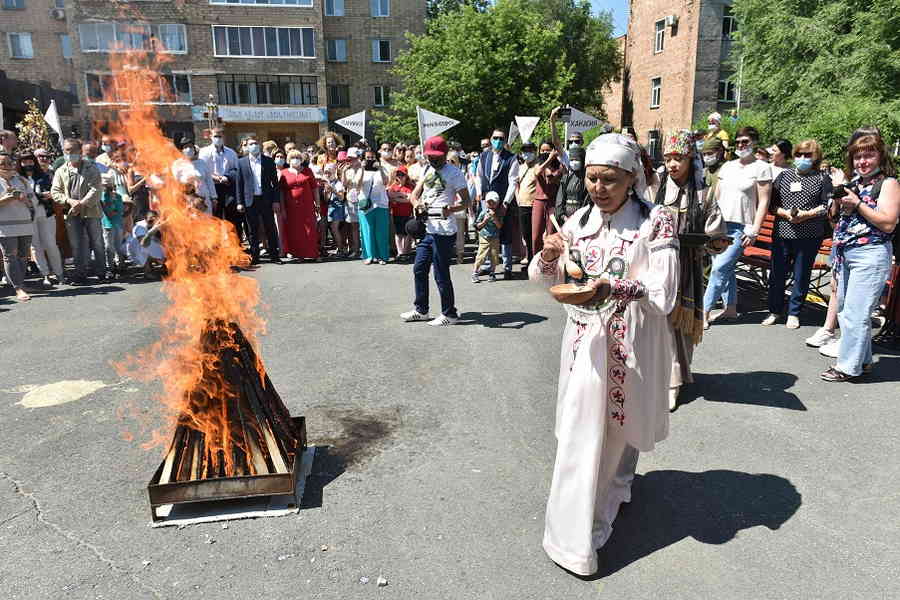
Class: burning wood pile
148,321,305,521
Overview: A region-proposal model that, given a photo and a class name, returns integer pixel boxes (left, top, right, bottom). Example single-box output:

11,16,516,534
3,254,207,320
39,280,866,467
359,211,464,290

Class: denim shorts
328,202,345,223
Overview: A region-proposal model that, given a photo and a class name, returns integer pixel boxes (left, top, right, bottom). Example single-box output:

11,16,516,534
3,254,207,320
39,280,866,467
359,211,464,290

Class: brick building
1,0,424,147
0,0,78,133
603,0,738,159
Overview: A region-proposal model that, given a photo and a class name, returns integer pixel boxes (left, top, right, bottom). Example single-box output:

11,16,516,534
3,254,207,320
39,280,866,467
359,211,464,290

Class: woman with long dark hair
19,153,63,286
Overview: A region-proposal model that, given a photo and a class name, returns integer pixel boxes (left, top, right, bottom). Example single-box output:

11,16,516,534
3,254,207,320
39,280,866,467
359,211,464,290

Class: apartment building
0,0,424,146
0,0,78,131
603,0,738,159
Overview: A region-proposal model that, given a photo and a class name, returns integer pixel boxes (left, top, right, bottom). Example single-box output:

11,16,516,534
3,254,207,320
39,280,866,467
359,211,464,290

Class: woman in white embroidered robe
529,133,679,576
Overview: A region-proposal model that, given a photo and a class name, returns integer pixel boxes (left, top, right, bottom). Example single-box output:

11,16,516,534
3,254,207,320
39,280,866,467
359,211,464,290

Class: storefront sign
193,105,327,123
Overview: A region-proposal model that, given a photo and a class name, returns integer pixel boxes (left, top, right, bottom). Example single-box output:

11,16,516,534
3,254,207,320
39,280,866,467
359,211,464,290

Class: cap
702,138,724,152
347,147,361,159
485,191,500,203
423,136,448,157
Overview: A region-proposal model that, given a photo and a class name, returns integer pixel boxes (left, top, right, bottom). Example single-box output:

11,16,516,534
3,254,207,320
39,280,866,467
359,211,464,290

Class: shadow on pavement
862,355,900,383
680,371,806,411
457,311,548,329
594,469,802,578
300,446,344,511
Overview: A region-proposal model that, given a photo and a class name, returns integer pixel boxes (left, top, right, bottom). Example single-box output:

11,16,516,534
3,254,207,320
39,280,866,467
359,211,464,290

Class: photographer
401,136,470,327
0,153,35,301
821,130,899,382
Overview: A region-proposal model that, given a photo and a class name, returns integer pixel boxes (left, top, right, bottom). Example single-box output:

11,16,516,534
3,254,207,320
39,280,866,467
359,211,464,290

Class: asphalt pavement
1,256,898,599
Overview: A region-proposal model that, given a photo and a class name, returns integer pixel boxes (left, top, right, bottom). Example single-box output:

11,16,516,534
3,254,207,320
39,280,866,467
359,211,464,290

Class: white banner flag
334,110,367,138
43,99,62,137
564,107,600,139
417,106,459,146
515,116,540,145
508,120,519,145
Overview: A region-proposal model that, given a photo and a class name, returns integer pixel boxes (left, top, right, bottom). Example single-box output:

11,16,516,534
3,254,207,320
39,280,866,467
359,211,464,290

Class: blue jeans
703,222,745,312
65,215,106,278
413,233,457,318
768,236,821,316
835,244,892,376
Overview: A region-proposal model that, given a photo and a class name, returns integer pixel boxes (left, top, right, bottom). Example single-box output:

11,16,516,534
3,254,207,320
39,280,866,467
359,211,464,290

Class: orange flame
108,46,264,475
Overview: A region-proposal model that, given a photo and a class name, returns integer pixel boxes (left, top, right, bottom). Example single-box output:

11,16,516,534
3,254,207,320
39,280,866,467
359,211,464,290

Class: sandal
820,367,858,382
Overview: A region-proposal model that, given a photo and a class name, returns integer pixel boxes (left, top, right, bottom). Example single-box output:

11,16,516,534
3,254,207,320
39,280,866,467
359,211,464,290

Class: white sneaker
819,338,840,358
668,387,679,411
786,315,800,329
761,313,779,326
401,310,430,322
428,315,458,327
805,327,835,348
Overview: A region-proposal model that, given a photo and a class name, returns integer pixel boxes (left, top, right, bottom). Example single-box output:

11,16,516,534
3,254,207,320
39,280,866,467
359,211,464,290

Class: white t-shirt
420,163,468,236
360,169,389,210
716,158,773,224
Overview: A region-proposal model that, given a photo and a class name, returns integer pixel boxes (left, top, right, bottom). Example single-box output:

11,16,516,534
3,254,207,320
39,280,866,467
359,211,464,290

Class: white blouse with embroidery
529,198,680,451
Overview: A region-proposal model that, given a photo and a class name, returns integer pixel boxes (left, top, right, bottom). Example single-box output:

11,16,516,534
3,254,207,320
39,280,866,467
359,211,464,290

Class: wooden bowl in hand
549,283,597,305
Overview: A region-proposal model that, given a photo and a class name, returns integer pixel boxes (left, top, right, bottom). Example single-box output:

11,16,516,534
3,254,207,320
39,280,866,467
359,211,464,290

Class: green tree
373,0,620,147
426,0,489,22
730,0,900,159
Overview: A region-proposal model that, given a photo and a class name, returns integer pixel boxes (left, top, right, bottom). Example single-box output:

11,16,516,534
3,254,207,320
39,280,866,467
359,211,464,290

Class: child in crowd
100,171,127,277
471,191,503,283
323,163,346,257
127,209,165,278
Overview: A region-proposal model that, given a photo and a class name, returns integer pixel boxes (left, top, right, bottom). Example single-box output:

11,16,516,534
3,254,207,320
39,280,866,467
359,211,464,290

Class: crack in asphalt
1,471,164,600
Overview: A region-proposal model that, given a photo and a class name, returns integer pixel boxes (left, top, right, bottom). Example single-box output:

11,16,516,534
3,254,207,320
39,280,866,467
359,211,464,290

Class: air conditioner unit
665,15,678,27
50,8,66,20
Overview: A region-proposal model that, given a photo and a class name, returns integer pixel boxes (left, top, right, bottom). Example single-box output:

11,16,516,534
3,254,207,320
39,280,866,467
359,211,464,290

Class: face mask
428,157,445,170
522,152,535,163
380,150,391,159
708,123,718,131
736,147,754,159
275,157,285,167
695,141,705,153
83,156,94,163
212,136,224,147
794,157,813,172
568,141,581,150
101,144,112,154
183,147,196,159
538,153,551,164
248,143,260,155
364,159,376,170
290,159,302,169
22,164,35,171
856,166,881,178
703,154,719,167
491,139,503,151
66,153,82,163
570,160,583,171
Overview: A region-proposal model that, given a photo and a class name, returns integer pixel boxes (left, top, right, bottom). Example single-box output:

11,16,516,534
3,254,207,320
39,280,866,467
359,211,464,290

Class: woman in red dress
279,150,320,261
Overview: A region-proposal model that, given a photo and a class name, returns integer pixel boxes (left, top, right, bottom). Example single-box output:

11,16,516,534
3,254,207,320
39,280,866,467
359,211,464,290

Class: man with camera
401,136,470,327
550,105,585,170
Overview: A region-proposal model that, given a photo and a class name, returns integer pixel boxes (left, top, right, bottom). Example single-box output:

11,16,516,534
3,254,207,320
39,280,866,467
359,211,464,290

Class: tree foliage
373,0,620,148
731,0,900,159
426,0,489,22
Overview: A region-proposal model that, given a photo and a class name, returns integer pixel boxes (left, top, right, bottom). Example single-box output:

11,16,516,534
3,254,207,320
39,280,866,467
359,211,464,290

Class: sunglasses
491,136,504,141
795,151,813,158
735,138,753,146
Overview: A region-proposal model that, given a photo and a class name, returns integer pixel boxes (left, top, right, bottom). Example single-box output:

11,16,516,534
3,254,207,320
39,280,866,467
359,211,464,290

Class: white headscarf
584,133,648,199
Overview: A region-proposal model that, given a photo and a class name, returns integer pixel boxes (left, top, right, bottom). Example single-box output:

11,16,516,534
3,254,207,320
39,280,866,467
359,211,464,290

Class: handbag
357,177,374,212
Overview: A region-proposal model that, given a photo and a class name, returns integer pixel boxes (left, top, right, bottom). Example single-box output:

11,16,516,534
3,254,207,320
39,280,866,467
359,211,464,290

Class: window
325,0,344,16
647,129,662,161
86,72,191,103
373,85,390,107
54,0,64,7
722,6,737,39
212,26,315,58
326,39,347,62
650,77,661,108
370,0,389,17
3,0,25,9
216,74,318,105
8,33,33,58
654,19,665,53
371,39,391,63
78,23,187,53
210,0,313,5
718,79,737,102
328,84,350,107
59,34,72,59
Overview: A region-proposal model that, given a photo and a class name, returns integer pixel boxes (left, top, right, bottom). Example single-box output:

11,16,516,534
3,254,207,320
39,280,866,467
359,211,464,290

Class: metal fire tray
147,416,306,522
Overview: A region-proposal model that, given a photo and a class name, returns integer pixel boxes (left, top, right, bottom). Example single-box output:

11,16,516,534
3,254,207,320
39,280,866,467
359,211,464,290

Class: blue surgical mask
101,144,112,154
794,157,813,172
248,143,260,155
66,153,82,163
275,157,285,167
522,152,535,163
491,138,503,151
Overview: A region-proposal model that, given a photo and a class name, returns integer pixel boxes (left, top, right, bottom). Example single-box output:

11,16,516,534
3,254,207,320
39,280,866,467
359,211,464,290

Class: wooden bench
737,214,833,304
